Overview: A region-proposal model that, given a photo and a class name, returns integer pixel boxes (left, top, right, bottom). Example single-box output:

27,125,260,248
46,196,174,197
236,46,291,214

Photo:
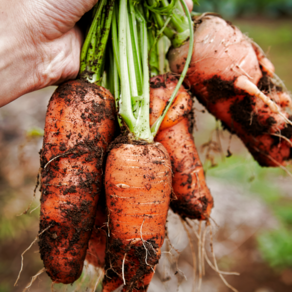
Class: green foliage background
195,0,292,18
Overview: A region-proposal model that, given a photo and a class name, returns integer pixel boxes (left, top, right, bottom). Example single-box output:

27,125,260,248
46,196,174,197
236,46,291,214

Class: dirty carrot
150,74,213,220
39,0,116,284
103,140,172,292
85,193,107,269
168,14,292,167
102,0,193,290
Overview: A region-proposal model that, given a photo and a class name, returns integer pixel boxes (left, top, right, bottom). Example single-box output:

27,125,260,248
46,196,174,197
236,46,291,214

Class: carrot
102,140,172,292
168,14,292,167
150,74,213,220
38,0,116,284
39,80,116,284
101,1,194,290
85,193,107,269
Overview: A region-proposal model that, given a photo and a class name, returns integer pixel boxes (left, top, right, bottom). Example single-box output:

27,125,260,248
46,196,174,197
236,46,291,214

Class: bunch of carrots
25,0,292,291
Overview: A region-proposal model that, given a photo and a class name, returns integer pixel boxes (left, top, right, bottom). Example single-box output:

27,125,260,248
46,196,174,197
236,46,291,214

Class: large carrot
150,74,213,220
39,80,116,284
102,1,193,290
39,0,116,284
103,140,172,292
168,14,292,167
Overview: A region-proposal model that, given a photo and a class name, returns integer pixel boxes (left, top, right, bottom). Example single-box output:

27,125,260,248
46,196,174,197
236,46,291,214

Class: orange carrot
85,193,107,269
101,1,194,290
39,80,116,284
102,140,172,292
150,74,213,220
168,15,292,167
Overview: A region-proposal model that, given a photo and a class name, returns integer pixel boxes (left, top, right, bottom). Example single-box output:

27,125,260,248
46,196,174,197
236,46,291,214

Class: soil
203,75,237,103
227,237,292,292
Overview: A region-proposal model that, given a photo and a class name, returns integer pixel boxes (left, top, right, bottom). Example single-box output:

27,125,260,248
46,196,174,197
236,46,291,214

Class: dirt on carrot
39,79,116,284
103,136,172,292
168,14,292,167
150,74,213,220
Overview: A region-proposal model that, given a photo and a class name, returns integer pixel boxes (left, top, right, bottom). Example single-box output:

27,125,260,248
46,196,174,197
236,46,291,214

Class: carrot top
107,0,194,141
79,0,115,85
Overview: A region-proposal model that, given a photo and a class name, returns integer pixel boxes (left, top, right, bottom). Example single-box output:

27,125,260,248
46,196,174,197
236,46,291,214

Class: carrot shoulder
103,140,172,292
150,74,213,220
39,80,116,284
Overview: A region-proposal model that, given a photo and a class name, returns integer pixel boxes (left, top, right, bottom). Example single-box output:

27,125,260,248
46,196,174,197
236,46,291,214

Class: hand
0,0,98,107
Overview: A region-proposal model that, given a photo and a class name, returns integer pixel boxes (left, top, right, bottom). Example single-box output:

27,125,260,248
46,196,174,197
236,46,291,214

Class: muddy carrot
150,74,213,220
39,0,116,284
168,14,292,167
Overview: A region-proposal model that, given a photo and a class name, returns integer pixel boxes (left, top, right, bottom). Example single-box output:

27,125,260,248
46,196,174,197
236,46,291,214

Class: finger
39,26,83,87
29,0,98,38
184,0,193,13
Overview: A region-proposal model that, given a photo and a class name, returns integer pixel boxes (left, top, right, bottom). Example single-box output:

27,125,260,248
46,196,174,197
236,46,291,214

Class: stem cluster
81,0,194,142
80,0,115,85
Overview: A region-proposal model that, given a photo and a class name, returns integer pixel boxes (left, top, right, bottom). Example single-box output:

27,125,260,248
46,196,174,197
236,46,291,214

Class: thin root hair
272,133,292,147
140,218,155,272
208,224,239,292
14,225,52,286
122,253,127,285
181,218,197,292
23,267,46,292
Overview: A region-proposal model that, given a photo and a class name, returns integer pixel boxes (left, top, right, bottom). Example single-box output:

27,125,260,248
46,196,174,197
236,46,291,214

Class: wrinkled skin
0,0,98,106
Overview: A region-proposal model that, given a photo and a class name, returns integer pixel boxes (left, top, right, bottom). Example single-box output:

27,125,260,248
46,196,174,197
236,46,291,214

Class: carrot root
39,80,116,284
150,74,214,220
103,139,172,292
168,15,292,167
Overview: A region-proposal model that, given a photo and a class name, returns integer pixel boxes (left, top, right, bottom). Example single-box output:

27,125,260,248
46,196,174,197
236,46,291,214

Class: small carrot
150,74,213,220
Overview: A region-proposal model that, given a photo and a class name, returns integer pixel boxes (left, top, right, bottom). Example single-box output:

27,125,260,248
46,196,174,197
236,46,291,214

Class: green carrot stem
160,0,188,32
111,4,121,77
129,0,143,95
118,0,136,129
94,0,115,84
135,14,152,141
114,0,153,141
80,1,104,73
146,0,190,48
80,0,115,84
148,29,160,77
126,14,138,98
152,13,175,40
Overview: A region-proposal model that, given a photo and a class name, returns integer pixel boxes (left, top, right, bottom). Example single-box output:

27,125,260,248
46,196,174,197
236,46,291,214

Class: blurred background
0,0,292,291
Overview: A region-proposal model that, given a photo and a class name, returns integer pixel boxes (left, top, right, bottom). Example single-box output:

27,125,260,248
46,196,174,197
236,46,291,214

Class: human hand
0,0,98,107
